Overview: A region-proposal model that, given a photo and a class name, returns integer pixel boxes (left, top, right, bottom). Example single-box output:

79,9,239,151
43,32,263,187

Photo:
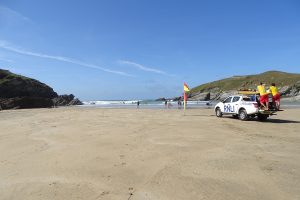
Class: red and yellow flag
183,82,190,112
183,82,190,92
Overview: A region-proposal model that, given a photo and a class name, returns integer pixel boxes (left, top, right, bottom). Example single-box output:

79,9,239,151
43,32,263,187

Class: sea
80,99,300,109
80,100,212,109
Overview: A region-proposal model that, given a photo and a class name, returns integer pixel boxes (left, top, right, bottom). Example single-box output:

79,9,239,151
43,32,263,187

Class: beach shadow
218,116,300,124
261,119,300,124
185,114,215,117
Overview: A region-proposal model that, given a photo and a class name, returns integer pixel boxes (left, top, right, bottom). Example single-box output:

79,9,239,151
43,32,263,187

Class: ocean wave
82,100,211,107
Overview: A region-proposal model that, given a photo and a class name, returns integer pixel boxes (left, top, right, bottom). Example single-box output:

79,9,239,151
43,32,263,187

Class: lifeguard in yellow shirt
257,82,269,110
269,83,280,110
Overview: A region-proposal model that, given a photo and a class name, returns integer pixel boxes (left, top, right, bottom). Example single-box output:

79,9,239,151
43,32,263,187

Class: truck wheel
257,114,268,121
215,108,222,117
239,109,248,121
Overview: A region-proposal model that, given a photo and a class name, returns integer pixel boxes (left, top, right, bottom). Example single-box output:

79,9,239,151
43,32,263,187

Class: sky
0,0,300,100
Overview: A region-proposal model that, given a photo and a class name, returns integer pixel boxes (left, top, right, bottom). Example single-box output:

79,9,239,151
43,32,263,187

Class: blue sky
0,0,300,100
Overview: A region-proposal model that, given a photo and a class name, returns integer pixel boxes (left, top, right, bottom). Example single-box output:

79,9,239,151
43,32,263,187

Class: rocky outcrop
189,92,210,101
155,97,167,101
188,90,240,101
0,69,58,99
279,81,300,97
0,97,53,109
52,94,83,106
0,69,82,110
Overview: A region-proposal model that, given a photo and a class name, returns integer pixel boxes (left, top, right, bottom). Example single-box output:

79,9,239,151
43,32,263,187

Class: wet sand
0,107,300,200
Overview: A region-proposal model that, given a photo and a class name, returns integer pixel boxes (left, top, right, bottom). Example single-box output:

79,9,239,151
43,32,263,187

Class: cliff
0,69,82,110
188,71,300,101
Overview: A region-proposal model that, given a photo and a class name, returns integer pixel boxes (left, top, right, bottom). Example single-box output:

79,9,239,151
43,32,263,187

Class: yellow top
257,85,267,95
269,86,278,96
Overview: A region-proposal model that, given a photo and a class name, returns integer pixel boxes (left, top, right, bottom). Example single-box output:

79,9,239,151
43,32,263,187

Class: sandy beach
0,107,300,200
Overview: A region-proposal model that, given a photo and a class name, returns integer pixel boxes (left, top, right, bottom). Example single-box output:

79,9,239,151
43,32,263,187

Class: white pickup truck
214,95,277,121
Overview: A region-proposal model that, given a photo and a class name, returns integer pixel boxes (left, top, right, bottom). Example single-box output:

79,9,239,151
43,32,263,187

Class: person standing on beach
269,83,280,110
167,101,172,109
178,98,182,109
137,101,140,108
257,82,269,110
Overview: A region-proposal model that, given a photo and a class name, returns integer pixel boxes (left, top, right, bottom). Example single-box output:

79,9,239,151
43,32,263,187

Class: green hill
191,71,300,93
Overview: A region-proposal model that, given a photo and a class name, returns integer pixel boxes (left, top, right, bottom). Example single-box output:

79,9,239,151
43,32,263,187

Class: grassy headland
191,71,300,93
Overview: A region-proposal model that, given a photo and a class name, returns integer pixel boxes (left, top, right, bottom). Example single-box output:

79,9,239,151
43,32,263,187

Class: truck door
223,97,233,113
231,96,240,114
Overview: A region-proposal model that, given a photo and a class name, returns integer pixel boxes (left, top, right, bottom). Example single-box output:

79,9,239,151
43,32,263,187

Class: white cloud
0,40,134,77
119,60,171,76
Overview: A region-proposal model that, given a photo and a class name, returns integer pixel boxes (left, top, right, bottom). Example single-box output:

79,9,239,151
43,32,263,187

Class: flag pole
184,91,186,115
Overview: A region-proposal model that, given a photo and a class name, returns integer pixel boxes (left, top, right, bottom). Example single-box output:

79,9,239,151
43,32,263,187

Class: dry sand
0,107,300,200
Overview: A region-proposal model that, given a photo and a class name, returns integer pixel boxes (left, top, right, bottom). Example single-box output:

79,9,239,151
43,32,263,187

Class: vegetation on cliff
191,71,300,93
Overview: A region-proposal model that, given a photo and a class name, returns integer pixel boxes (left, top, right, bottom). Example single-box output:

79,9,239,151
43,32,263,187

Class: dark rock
0,69,82,110
190,92,210,101
0,97,53,109
0,69,58,98
210,92,221,100
172,96,182,101
155,97,166,101
68,98,83,106
52,94,83,106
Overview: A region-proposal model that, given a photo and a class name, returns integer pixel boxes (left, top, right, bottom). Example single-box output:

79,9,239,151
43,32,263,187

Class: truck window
242,97,251,101
223,97,232,103
232,97,240,102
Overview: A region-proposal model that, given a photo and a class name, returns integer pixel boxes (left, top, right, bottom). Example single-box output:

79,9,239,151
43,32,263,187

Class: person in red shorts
257,82,269,110
269,83,280,110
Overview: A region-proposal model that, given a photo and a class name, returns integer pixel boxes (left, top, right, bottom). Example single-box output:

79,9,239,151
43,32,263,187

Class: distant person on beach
137,101,140,108
269,83,281,110
167,101,172,109
165,100,168,108
178,99,182,109
257,82,269,110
